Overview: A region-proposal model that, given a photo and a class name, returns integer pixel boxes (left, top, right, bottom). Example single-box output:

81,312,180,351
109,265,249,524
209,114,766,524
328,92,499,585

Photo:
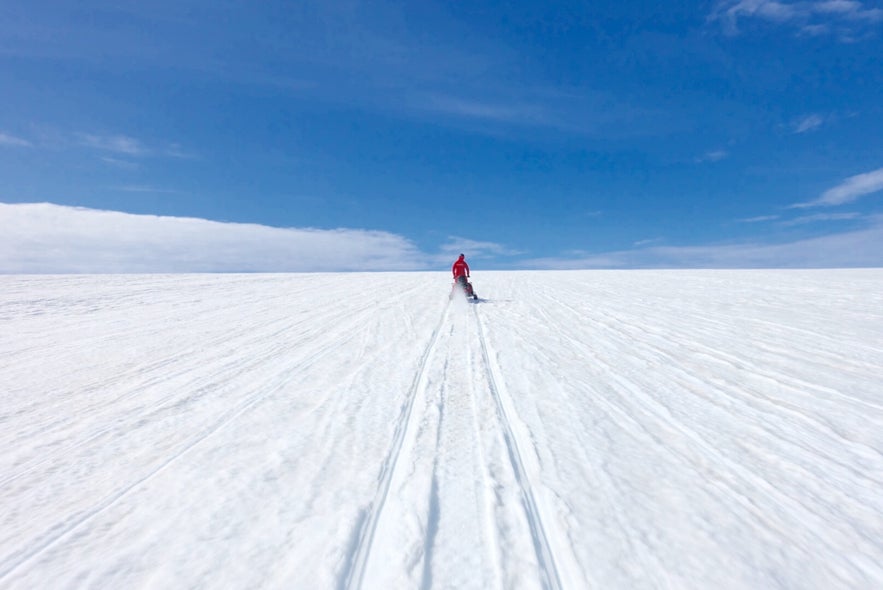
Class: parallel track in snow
473,305,563,590
341,303,451,590
0,300,386,584
0,296,385,491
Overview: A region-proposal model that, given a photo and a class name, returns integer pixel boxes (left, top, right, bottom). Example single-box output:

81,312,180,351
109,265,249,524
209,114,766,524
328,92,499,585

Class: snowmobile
450,275,479,301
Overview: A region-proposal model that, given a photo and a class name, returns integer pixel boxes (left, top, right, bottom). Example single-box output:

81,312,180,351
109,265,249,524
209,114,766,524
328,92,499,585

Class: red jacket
452,256,470,278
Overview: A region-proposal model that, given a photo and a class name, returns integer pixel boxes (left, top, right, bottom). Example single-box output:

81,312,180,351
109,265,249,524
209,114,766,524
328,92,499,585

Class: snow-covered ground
2,270,882,589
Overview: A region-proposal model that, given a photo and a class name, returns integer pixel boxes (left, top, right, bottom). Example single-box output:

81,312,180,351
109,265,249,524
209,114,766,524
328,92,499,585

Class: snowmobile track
341,303,451,590
0,320,369,584
473,306,563,590
0,298,384,492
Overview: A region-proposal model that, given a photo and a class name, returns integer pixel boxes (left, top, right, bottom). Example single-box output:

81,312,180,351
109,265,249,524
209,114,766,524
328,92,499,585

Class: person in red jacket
452,253,470,280
450,253,477,299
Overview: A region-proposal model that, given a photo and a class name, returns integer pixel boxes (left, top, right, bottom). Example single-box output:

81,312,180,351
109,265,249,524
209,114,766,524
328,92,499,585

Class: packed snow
2,270,882,589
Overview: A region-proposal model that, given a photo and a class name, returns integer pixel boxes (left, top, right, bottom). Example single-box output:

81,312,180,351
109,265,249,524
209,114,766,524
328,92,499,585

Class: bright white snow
1,270,882,589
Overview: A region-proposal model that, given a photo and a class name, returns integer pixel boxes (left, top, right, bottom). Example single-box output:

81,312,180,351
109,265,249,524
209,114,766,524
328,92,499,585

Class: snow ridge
474,305,563,590
341,302,451,590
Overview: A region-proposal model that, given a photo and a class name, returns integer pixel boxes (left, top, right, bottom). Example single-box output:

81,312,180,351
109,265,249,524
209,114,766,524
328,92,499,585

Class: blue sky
2,0,883,271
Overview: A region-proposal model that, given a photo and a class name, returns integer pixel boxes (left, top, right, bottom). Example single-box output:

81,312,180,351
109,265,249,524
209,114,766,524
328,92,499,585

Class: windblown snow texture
1,271,882,589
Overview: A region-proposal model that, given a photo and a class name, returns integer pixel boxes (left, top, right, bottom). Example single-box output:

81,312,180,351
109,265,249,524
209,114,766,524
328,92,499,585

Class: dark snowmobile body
450,275,479,301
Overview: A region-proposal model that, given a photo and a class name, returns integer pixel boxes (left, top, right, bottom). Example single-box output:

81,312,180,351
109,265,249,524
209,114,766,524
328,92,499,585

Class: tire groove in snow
524,296,665,585
466,329,505,590
0,317,367,584
532,285,883,585
546,289,883,512
340,302,450,590
473,305,563,590
0,320,320,490
0,296,383,487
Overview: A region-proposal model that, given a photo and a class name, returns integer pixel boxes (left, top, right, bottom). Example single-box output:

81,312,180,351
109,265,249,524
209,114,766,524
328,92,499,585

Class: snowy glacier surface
1,270,882,589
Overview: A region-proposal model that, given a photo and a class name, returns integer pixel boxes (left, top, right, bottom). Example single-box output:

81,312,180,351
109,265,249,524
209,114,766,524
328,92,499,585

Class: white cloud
100,157,141,170
0,128,192,160
0,203,428,273
711,0,799,32
696,149,729,163
79,134,148,156
112,185,182,194
164,144,198,159
800,23,831,34
711,0,883,37
814,0,860,14
793,167,883,207
523,215,883,269
424,95,535,123
78,134,195,159
0,132,32,147
438,236,521,260
816,0,882,19
780,212,861,225
793,113,825,133
738,215,780,222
